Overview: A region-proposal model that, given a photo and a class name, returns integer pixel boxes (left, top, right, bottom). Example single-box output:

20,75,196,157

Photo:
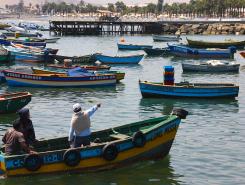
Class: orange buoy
120,37,125,42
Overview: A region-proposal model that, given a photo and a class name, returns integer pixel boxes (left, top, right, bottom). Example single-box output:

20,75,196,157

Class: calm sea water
0,32,245,185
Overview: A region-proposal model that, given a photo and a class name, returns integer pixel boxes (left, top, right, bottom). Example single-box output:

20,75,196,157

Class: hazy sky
1,0,188,7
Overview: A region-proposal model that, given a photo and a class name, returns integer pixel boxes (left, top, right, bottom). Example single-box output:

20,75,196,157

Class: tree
146,3,157,14
108,3,115,12
115,1,126,14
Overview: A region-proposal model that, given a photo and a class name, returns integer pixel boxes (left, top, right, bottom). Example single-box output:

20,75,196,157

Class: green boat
187,38,245,49
0,109,188,177
0,92,32,114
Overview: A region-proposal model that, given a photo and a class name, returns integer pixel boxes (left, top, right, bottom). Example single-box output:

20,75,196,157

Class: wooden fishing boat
0,92,32,114
240,52,245,58
54,54,97,64
31,68,125,82
186,38,245,49
0,111,188,177
29,37,60,43
0,46,14,62
144,47,170,56
2,70,116,87
117,43,153,50
167,44,236,59
47,64,111,70
2,32,40,37
153,35,181,42
95,54,144,64
0,38,46,48
139,81,239,98
182,60,240,72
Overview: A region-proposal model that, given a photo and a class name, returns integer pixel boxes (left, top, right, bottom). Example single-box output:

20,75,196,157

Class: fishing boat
117,43,153,50
0,46,13,62
47,64,111,70
0,38,46,48
240,52,245,58
29,37,60,43
31,68,125,82
139,81,239,98
54,54,97,64
0,111,188,177
186,38,245,49
2,70,116,87
182,60,240,72
95,54,144,64
2,31,41,38
167,44,236,59
144,47,170,56
153,35,181,42
0,92,32,114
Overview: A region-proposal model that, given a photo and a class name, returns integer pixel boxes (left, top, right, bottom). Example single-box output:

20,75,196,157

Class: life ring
24,154,42,171
63,149,81,167
102,143,118,161
132,131,146,147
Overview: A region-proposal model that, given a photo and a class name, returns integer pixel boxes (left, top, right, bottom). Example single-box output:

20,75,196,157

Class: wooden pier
49,21,162,35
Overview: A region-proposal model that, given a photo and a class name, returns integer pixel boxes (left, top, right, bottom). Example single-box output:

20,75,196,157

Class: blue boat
167,44,236,59
117,43,153,50
95,54,144,64
139,81,239,98
0,38,46,48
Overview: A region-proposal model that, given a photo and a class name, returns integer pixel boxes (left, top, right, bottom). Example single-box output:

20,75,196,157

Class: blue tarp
67,67,95,77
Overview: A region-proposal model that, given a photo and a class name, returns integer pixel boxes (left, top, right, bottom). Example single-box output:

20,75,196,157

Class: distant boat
167,44,236,59
47,64,111,70
186,38,245,49
30,37,60,43
139,81,239,98
0,92,32,114
95,54,144,64
3,70,116,88
144,47,170,56
182,60,240,72
153,35,181,42
0,38,46,48
117,43,153,50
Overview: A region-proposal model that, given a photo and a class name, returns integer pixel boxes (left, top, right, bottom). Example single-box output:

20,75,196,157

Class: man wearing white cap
68,103,101,148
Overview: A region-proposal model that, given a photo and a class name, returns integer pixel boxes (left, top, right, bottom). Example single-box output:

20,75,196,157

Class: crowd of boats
0,29,244,177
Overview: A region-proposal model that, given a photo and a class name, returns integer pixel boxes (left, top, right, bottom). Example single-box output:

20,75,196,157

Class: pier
49,21,162,35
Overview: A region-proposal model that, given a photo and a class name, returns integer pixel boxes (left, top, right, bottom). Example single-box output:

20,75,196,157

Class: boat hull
240,52,245,58
3,70,116,88
182,63,240,72
0,92,32,114
139,81,239,98
187,38,245,49
144,48,170,56
0,116,182,177
168,44,234,59
117,43,153,50
153,35,180,42
95,54,144,64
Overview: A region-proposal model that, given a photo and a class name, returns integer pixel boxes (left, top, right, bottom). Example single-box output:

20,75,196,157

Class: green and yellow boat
0,92,32,114
0,109,188,177
187,38,245,49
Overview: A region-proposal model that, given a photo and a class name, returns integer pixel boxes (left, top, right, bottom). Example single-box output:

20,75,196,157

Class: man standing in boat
69,103,101,148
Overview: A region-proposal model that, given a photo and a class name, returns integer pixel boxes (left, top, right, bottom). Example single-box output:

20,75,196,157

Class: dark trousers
72,136,90,148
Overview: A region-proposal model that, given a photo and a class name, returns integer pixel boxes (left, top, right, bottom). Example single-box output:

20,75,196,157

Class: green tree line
5,0,245,17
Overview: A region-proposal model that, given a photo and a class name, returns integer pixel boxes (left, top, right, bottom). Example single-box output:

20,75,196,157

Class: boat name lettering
12,159,24,168
43,153,62,163
90,76,110,80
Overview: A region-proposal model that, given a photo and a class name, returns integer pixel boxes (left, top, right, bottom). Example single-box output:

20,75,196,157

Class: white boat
153,35,181,42
182,60,240,72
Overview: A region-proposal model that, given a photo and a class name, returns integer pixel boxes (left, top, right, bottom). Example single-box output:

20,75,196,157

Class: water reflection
139,98,239,116
1,156,182,185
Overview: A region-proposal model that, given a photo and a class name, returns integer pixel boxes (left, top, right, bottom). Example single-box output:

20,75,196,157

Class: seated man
13,108,37,146
2,121,36,155
69,103,101,148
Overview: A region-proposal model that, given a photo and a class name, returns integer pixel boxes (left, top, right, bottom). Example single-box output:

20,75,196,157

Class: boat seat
110,133,130,140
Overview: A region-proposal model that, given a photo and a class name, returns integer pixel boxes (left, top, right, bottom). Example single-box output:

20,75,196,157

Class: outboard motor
228,46,237,53
172,108,188,119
